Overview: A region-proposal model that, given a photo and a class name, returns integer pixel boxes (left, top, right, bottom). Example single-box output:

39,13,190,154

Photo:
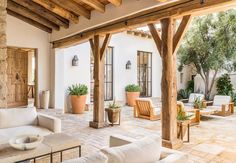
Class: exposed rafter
32,0,79,23
7,9,52,33
7,0,59,30
11,0,69,28
51,0,91,19
108,0,122,6
74,0,105,13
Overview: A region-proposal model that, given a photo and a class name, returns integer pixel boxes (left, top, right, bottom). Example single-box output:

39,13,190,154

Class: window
180,73,184,84
90,47,114,102
137,51,152,97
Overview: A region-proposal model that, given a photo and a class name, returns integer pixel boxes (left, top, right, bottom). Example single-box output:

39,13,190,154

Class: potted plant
125,84,141,107
193,96,202,109
106,100,121,124
177,108,192,139
68,84,88,114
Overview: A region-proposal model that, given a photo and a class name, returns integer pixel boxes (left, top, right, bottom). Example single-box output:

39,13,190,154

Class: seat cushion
154,107,161,115
188,93,204,103
0,107,38,129
101,135,161,163
0,125,52,144
63,152,108,163
207,105,225,112
213,95,231,106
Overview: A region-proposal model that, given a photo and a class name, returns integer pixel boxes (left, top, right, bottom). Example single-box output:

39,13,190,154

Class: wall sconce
72,55,79,66
126,60,131,70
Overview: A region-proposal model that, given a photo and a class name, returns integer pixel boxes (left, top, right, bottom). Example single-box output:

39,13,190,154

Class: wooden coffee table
0,133,81,163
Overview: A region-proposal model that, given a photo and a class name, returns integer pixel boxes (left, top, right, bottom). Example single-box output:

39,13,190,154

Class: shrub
186,80,194,93
125,84,141,92
216,74,234,95
231,92,236,105
177,109,192,121
177,89,192,100
68,84,88,96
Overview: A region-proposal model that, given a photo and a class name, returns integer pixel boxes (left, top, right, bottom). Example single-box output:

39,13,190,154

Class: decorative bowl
9,135,44,151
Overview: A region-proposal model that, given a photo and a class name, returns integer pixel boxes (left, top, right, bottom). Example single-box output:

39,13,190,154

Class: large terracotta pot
106,108,121,123
71,95,87,114
126,92,140,106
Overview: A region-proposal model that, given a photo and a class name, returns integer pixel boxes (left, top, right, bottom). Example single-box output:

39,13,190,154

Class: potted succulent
106,100,121,124
125,84,141,107
177,109,192,139
193,96,202,109
68,84,88,114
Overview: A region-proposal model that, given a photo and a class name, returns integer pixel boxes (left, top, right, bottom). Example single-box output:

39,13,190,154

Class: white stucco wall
6,15,51,108
54,32,163,111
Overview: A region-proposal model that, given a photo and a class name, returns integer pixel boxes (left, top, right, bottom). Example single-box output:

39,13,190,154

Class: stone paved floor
38,105,236,163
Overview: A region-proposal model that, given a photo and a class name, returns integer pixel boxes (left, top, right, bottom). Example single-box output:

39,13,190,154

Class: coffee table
0,133,81,163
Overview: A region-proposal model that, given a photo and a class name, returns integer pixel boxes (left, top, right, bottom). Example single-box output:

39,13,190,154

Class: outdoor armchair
134,98,161,121
203,95,234,116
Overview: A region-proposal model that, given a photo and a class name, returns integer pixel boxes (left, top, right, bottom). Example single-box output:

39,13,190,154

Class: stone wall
0,0,7,108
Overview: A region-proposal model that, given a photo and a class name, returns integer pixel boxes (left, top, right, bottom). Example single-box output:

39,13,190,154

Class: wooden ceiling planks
6,0,121,33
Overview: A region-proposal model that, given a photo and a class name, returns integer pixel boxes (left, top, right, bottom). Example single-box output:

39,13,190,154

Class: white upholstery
154,107,161,115
0,107,37,129
213,95,231,106
109,135,188,163
63,152,108,163
0,107,61,144
101,136,161,163
188,93,204,103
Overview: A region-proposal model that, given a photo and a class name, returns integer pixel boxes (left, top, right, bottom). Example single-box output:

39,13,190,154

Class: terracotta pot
126,92,140,106
106,108,121,123
71,95,87,114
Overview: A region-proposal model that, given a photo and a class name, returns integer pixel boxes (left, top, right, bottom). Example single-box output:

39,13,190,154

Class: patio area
38,103,236,163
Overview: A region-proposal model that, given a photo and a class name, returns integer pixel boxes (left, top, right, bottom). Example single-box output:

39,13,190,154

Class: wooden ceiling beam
53,0,236,48
11,0,69,28
73,0,105,13
32,0,79,23
108,0,122,6
7,0,59,30
7,9,52,33
51,0,91,19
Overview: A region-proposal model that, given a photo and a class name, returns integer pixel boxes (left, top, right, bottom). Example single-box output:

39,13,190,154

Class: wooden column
0,0,7,108
89,34,111,129
148,15,191,149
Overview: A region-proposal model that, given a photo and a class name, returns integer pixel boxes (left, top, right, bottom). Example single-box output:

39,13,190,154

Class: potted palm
106,100,121,124
68,84,88,114
125,84,141,106
193,96,202,109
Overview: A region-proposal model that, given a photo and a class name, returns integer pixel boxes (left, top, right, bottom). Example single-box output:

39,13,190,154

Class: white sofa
0,107,61,144
63,135,188,163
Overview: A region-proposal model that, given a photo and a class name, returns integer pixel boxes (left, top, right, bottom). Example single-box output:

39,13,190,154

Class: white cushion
63,152,108,163
213,95,231,106
101,135,161,163
154,107,161,115
188,93,204,103
0,125,52,143
0,107,38,129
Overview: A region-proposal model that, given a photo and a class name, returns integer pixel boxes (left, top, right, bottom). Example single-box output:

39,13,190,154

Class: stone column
0,0,7,108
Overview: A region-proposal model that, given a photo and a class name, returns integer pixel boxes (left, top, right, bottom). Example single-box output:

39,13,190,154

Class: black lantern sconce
72,55,79,66
126,60,131,70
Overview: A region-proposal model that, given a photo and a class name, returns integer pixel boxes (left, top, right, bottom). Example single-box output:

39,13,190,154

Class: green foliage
125,84,141,92
177,109,192,121
68,84,88,96
108,100,121,109
177,89,192,100
178,10,236,98
186,80,194,93
193,96,202,109
216,74,234,95
231,92,236,105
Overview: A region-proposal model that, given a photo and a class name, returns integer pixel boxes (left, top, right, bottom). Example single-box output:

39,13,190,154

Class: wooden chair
203,95,234,116
134,99,161,121
177,101,200,126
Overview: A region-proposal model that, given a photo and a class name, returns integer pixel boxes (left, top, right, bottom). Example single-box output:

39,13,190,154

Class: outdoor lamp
126,60,131,69
72,55,79,66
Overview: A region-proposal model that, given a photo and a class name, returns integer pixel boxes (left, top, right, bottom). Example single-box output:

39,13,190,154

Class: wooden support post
89,34,111,129
0,0,7,108
148,15,191,149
